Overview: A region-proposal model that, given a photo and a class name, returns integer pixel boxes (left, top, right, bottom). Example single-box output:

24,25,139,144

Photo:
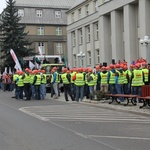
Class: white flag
9,67,12,74
29,61,35,70
10,49,22,71
38,47,43,56
4,67,7,73
14,64,19,70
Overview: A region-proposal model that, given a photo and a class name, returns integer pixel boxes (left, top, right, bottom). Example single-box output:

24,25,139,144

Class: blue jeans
71,83,76,99
18,86,24,99
123,83,131,94
40,84,46,99
76,85,84,102
31,84,35,99
35,85,41,100
132,86,142,102
109,84,116,94
89,86,94,100
115,84,124,101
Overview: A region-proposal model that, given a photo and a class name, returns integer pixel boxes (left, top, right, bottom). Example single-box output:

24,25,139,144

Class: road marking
89,135,150,140
19,107,49,121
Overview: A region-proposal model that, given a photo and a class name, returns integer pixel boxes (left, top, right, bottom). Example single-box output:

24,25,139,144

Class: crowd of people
0,57,149,103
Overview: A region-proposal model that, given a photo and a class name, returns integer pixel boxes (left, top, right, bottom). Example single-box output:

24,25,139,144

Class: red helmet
53,67,57,70
88,68,93,73
115,64,120,68
62,68,67,73
109,64,114,69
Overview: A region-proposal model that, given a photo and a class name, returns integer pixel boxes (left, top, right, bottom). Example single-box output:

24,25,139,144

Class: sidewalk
47,93,150,116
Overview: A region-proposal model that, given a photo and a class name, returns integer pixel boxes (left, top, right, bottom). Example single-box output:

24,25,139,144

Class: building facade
67,0,150,68
15,0,75,58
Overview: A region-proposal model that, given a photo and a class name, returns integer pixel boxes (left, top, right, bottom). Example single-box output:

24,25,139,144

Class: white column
67,32,72,67
139,0,150,62
90,23,95,68
99,15,111,65
75,30,80,67
111,10,124,62
124,4,137,65
82,26,87,68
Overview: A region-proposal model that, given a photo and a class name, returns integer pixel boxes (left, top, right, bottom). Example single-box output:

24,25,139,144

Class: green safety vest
131,70,144,86
17,75,24,87
74,73,85,86
55,72,60,83
61,73,70,84
88,74,96,86
109,71,116,84
41,74,47,84
23,74,30,83
35,75,41,85
30,75,35,84
13,74,19,82
117,71,124,84
100,72,108,84
71,72,76,83
123,70,129,84
142,68,148,82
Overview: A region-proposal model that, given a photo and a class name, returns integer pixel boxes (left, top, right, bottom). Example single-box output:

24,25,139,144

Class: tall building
14,0,75,58
67,0,150,68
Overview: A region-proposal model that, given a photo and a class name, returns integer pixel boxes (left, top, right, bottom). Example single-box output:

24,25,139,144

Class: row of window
38,42,63,54
72,22,99,46
71,0,98,22
37,27,62,35
18,9,62,18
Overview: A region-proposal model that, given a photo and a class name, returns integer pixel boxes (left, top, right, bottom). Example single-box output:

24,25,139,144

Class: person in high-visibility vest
141,62,149,85
16,71,24,99
131,63,144,103
12,70,19,99
123,65,131,94
61,68,75,101
73,68,85,102
40,70,47,99
33,70,41,100
22,68,31,100
51,67,59,99
87,68,96,100
30,70,36,99
107,64,116,95
100,66,108,92
115,64,124,102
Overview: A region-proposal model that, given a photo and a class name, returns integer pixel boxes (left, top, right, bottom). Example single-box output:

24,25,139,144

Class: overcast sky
0,0,6,14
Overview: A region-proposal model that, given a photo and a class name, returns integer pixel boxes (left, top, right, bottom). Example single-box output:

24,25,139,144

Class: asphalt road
0,90,150,150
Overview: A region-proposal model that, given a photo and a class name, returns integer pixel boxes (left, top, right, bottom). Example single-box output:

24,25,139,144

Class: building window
56,27,62,36
79,29,83,44
55,11,61,18
88,51,91,65
94,23,99,40
86,26,90,42
37,27,44,35
72,12,75,22
36,10,42,17
38,42,45,54
72,32,76,46
73,54,77,67
94,0,98,12
18,9,24,17
86,4,89,16
78,8,81,19
96,49,100,64
56,43,62,54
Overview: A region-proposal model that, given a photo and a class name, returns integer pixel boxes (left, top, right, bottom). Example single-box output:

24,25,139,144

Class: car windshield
41,64,65,74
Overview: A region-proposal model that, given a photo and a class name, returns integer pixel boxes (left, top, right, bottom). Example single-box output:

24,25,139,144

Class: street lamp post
77,51,85,67
140,36,150,63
